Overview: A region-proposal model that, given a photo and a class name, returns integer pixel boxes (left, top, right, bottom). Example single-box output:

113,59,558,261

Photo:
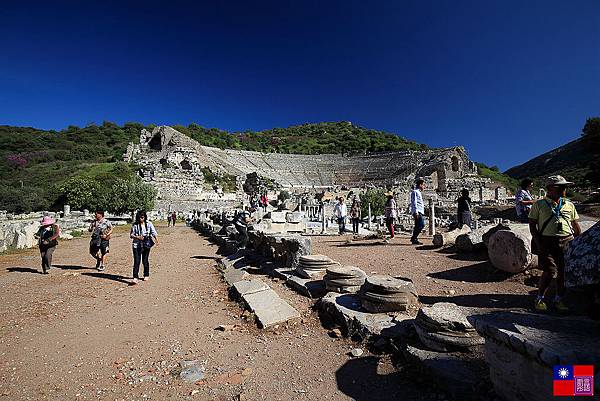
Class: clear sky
1,1,599,170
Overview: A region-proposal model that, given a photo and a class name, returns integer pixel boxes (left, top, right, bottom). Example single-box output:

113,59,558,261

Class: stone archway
180,159,192,171
148,134,162,151
451,156,460,172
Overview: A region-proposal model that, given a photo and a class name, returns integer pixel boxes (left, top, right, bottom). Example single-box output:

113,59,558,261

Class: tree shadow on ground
427,261,512,283
82,272,131,285
6,267,43,274
336,355,441,401
190,255,220,260
420,293,534,309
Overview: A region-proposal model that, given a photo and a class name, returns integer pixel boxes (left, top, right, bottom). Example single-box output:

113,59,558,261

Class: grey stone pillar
428,198,436,236
63,204,71,217
321,203,326,234
368,203,372,230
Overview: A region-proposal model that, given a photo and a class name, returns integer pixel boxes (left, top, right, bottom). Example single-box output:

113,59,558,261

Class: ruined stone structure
125,126,508,209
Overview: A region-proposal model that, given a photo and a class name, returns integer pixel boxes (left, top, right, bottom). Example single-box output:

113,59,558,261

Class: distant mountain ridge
504,118,600,197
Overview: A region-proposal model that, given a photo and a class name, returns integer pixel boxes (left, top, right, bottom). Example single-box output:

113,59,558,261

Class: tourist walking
456,189,472,228
333,196,347,234
529,175,581,313
167,212,172,227
409,179,425,245
515,179,535,223
350,198,361,235
171,211,177,226
384,192,397,239
88,210,113,271
234,208,254,249
35,216,60,274
130,210,159,284
261,193,269,212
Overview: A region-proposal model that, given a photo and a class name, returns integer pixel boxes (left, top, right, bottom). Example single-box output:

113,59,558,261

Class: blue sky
1,0,599,170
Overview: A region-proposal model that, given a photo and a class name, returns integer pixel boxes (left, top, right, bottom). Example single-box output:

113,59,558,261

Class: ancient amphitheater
124,126,507,209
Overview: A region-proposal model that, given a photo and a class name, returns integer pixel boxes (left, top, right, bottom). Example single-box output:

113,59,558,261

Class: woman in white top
130,210,159,284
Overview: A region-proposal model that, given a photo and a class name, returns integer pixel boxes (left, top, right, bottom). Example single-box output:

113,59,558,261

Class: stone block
285,275,326,298
470,310,600,401
232,279,270,297
242,289,300,328
270,212,287,223
222,268,249,285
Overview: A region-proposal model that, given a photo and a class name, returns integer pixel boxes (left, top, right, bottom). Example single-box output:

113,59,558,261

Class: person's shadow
6,267,43,274
82,272,131,284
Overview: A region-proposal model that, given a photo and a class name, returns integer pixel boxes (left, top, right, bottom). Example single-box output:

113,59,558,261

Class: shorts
90,239,110,256
537,235,572,277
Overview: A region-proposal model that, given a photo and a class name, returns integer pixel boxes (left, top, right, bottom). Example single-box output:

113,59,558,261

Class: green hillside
0,120,515,213
504,117,600,199
172,121,428,154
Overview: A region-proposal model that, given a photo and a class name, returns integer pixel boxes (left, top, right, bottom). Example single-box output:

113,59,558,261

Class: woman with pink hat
35,216,61,274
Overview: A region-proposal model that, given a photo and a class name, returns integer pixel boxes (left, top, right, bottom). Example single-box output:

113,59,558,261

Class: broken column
324,265,367,293
432,225,471,248
455,225,495,253
428,198,436,236
295,254,339,278
414,303,484,352
487,225,537,273
360,275,418,313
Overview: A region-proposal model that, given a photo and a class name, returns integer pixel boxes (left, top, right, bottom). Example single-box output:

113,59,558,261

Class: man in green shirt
529,175,582,313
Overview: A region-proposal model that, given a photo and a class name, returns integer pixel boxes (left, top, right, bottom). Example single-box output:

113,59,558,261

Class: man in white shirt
409,179,425,244
333,197,347,235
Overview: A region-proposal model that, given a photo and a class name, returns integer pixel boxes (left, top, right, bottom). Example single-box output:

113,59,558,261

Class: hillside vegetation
505,118,600,199
172,121,428,154
0,120,513,213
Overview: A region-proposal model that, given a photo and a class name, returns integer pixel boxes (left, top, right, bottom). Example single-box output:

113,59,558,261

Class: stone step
232,279,270,297
273,268,325,298
243,288,300,328
216,253,300,329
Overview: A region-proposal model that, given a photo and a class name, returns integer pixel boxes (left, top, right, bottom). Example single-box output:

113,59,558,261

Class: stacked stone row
323,265,367,293
295,254,340,278
359,275,418,313
414,302,484,352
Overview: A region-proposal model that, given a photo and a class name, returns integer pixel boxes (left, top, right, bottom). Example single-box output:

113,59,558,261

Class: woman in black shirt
456,189,472,228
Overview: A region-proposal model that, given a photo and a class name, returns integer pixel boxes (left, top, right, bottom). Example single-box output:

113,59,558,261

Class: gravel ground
312,232,537,311
0,225,446,401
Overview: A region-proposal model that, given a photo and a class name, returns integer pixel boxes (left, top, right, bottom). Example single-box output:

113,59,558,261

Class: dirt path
312,233,537,311
0,225,441,401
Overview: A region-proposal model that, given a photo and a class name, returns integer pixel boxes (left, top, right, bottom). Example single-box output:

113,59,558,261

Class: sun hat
384,191,394,196
40,216,55,226
545,175,574,188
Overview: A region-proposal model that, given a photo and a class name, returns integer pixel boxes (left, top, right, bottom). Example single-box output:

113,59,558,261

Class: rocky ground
1,224,447,401
312,233,537,311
